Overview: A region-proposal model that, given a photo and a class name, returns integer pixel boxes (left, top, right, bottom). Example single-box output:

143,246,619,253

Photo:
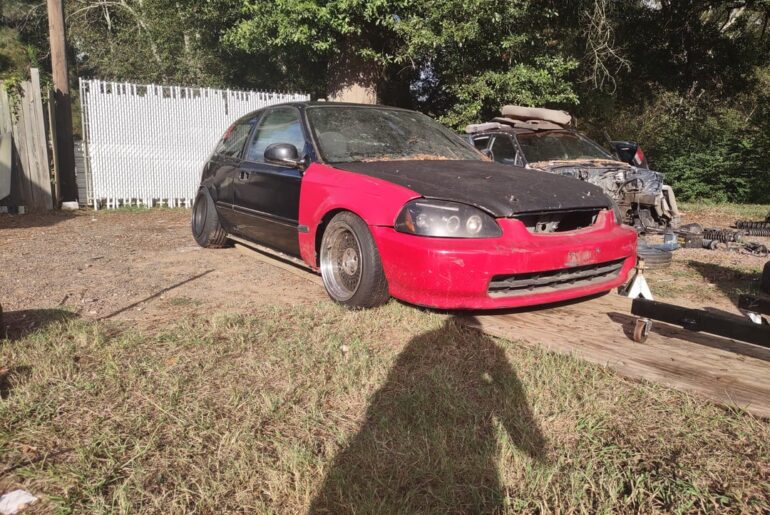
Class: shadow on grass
310,317,547,513
0,365,31,400
1,308,78,342
688,261,762,306
1,309,77,401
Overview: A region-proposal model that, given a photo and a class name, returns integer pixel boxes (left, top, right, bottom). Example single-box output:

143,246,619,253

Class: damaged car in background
466,105,681,235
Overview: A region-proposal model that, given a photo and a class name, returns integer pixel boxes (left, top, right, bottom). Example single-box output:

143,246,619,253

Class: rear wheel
192,188,229,248
320,212,389,309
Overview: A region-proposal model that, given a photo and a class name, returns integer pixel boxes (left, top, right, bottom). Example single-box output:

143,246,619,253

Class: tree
225,0,580,124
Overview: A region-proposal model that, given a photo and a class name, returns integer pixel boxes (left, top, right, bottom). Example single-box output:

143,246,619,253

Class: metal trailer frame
630,297,770,347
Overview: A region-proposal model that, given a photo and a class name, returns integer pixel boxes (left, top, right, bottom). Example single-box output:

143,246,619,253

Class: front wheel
320,212,389,309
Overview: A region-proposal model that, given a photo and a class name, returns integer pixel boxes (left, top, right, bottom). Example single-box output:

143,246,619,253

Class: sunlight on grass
679,202,770,221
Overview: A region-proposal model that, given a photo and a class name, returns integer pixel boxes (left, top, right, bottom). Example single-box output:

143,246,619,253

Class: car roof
470,127,574,137
229,101,419,126
260,101,417,112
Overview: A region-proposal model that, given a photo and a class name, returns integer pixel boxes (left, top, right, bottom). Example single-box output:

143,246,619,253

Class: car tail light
633,146,646,167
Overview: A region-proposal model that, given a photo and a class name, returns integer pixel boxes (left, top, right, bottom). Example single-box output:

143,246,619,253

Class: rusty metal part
703,227,744,243
680,234,702,248
734,220,770,237
742,227,770,237
742,241,769,256
701,239,719,250
676,223,703,235
736,220,770,231
632,318,652,343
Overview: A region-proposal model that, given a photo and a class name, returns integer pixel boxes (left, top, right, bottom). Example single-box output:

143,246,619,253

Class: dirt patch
0,209,325,330
1,206,768,331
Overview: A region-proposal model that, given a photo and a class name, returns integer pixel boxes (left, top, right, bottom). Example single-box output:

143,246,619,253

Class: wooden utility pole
47,0,78,205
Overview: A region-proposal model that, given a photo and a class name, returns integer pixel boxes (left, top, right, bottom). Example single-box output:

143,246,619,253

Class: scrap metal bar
631,299,770,347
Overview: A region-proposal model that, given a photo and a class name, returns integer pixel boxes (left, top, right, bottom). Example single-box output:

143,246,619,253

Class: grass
678,202,770,223
646,259,765,303
1,301,768,513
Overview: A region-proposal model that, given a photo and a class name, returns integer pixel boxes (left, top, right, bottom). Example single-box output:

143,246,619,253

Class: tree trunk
327,39,378,104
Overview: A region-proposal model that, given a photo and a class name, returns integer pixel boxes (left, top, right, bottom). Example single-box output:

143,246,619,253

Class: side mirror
610,140,649,168
264,143,302,168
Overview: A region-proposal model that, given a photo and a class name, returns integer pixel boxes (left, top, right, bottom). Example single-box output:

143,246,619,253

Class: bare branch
581,0,631,93
68,0,162,64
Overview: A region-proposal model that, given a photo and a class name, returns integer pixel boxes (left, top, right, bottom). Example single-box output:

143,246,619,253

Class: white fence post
79,79,309,209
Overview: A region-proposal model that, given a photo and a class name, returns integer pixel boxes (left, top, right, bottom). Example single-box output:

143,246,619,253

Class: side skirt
227,234,316,272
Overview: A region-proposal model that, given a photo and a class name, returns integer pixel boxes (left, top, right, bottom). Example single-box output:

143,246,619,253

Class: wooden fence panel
0,68,53,211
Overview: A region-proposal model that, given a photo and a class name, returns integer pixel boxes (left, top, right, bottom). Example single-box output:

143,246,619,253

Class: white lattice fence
80,79,309,209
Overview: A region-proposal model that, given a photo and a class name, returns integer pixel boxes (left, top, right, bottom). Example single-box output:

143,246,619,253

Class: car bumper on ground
372,211,637,310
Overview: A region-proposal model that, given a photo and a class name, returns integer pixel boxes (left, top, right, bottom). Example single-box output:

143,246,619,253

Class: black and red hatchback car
192,102,637,309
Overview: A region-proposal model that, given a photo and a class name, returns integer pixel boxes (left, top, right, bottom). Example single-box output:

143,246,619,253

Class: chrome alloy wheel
192,192,207,237
320,223,364,301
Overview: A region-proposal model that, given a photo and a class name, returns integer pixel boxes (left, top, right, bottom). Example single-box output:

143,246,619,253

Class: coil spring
736,220,770,230
702,228,744,243
741,227,770,237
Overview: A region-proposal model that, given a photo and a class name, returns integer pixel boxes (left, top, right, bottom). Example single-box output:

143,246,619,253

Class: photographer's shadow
311,317,547,513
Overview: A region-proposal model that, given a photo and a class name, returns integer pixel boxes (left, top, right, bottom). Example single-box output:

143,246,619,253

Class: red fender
298,163,419,268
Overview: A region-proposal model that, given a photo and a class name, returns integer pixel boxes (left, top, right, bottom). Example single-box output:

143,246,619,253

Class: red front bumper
372,210,637,309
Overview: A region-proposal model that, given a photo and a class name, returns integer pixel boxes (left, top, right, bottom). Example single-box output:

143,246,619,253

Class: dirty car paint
298,161,637,310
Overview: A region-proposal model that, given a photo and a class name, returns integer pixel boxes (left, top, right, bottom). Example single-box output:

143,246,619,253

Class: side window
245,107,306,162
472,135,490,151
216,119,255,158
491,135,517,163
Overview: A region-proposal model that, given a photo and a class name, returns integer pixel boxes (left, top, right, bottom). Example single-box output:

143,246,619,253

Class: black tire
762,261,770,294
319,212,389,309
636,242,673,270
191,188,229,248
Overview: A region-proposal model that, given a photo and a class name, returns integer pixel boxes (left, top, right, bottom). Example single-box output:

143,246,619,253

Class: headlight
395,200,502,238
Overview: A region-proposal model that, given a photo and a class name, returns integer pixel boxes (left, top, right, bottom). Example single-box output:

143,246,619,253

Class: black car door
231,106,308,256
207,116,258,228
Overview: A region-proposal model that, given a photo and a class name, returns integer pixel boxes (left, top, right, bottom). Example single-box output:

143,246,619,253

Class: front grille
488,259,625,298
516,209,601,234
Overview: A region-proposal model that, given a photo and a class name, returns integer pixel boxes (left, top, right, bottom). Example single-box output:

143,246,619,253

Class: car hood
334,160,611,217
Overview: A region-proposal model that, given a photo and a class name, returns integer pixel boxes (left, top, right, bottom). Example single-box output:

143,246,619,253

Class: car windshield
516,130,613,163
307,106,482,163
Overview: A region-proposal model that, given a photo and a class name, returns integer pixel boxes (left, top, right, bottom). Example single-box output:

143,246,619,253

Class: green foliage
439,58,579,128
593,64,770,204
1,0,770,203
225,0,579,120
2,71,23,119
